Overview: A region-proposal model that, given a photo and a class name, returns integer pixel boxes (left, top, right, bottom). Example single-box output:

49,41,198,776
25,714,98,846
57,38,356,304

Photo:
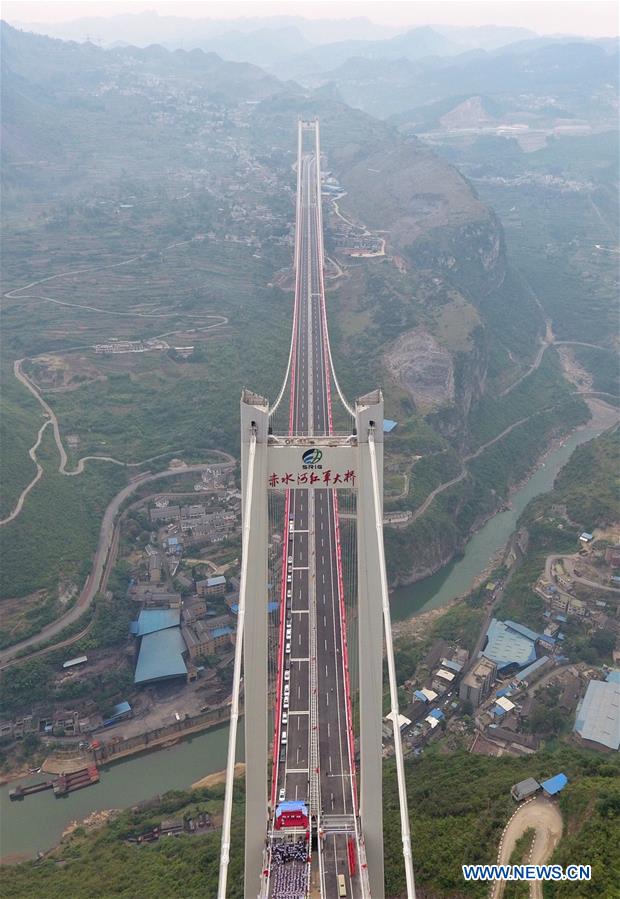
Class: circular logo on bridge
302,448,322,465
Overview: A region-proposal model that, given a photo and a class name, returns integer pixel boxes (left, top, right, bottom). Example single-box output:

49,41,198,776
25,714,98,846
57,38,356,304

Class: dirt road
491,797,563,899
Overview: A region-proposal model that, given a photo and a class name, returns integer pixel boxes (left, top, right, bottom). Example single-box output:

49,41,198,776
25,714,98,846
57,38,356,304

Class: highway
268,135,362,898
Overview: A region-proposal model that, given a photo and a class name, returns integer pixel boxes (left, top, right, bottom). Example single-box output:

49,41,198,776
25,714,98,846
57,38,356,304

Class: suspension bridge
217,119,415,899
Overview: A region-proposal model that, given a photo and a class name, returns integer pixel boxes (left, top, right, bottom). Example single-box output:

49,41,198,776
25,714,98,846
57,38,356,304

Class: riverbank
390,395,618,593
389,400,618,621
52,765,245,853
192,762,245,790
0,721,241,863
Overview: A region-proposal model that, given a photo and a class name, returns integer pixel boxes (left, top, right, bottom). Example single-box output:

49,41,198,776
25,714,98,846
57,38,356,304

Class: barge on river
10,766,99,801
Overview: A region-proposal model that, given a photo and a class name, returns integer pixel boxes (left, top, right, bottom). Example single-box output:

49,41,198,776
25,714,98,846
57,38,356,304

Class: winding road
1,239,229,526
0,359,192,526
410,405,560,525
0,458,234,669
490,797,563,899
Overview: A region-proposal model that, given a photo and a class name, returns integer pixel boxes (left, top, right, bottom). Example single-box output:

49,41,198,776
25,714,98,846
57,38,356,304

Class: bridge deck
267,127,363,899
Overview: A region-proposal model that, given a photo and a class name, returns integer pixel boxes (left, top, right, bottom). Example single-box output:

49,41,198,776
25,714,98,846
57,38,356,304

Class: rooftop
435,668,456,682
540,773,568,795
132,608,181,637
385,711,411,730
483,619,538,671
496,696,516,712
518,656,551,683
574,680,620,750
462,656,496,687
441,658,463,673
512,777,540,801
504,620,542,643
134,628,187,685
210,626,234,639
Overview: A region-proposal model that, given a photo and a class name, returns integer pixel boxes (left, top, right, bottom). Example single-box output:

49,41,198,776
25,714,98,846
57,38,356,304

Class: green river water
0,420,609,862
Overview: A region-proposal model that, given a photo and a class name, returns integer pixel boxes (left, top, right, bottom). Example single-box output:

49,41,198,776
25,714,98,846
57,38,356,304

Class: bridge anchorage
218,119,415,899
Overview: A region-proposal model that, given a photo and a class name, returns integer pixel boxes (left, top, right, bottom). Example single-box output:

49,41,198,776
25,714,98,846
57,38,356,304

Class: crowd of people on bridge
271,837,308,898
272,836,308,866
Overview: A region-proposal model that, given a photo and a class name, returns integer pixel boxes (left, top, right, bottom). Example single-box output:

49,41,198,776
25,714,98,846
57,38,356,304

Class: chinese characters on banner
268,469,356,488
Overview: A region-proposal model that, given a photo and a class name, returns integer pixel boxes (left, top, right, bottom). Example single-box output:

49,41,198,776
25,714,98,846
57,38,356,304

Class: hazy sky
4,0,619,37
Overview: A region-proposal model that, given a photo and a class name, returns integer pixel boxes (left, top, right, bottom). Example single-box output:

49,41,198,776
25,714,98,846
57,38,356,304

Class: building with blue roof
429,708,444,720
440,659,463,673
103,701,133,727
606,670,620,685
540,773,568,796
210,626,233,639
482,619,537,673
504,620,542,643
574,679,620,750
132,608,180,637
134,628,187,685
383,419,398,433
517,656,551,684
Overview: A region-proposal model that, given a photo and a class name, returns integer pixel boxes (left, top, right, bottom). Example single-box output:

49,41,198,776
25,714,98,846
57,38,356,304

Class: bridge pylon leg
241,390,270,898
355,391,386,899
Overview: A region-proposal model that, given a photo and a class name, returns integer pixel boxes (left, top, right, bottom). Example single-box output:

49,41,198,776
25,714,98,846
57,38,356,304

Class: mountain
272,26,468,79
6,12,399,49
432,24,537,50
299,37,619,121
3,22,587,594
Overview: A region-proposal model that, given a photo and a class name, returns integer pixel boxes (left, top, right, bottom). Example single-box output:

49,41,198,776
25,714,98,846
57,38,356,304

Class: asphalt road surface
269,149,361,898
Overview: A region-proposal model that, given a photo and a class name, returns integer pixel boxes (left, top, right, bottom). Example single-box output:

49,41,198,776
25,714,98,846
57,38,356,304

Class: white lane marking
326,692,329,706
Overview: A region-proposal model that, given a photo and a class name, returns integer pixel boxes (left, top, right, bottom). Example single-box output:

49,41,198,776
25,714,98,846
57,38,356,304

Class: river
0,723,242,863
390,418,610,620
0,414,614,862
